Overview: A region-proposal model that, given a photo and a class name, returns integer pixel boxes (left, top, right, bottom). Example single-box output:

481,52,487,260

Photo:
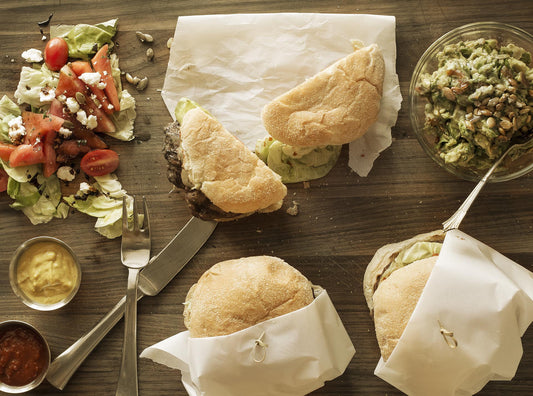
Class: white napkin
375,229,533,395
161,13,402,177
140,288,355,396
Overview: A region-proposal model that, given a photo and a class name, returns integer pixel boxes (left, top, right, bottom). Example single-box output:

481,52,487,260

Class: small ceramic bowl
0,320,51,393
409,22,533,182
9,236,81,311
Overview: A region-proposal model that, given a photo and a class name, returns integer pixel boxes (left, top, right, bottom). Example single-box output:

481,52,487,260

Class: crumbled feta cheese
79,182,93,193
21,48,43,63
107,103,114,111
76,109,88,125
79,72,102,86
97,81,106,90
58,127,73,138
8,116,26,144
39,87,56,103
57,166,76,182
86,114,98,130
57,94,67,102
66,97,80,113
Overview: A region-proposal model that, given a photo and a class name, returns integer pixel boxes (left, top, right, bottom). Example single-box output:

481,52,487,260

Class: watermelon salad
0,19,137,238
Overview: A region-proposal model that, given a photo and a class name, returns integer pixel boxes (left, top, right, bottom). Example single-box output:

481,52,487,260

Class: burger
256,43,385,183
183,256,314,338
164,99,288,222
363,229,444,361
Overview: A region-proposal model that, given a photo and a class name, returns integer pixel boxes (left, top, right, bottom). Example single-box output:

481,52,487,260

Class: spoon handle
442,146,512,232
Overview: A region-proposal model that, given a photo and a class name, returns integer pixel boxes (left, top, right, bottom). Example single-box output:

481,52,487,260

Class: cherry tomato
44,37,69,71
80,149,119,177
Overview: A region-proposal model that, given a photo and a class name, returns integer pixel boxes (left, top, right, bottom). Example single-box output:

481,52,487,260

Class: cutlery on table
116,196,151,396
45,215,217,390
443,139,533,232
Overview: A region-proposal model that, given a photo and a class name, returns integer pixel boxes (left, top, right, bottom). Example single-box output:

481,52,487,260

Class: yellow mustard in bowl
10,237,81,310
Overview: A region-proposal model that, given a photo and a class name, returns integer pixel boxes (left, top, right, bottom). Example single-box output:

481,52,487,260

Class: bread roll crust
372,255,437,361
261,44,385,147
180,108,287,214
183,256,314,338
363,229,444,313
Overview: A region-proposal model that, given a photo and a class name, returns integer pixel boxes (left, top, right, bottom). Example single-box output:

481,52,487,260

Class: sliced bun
372,255,437,361
261,44,385,147
180,108,287,215
183,256,314,338
363,229,444,313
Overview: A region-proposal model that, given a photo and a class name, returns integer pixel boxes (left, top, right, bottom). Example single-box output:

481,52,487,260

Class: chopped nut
486,117,496,128
286,201,300,216
136,31,154,43
75,91,86,105
146,48,154,61
136,76,149,91
125,72,134,84
442,86,455,101
499,119,513,130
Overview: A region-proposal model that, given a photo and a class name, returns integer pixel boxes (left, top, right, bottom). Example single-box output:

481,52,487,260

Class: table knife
46,217,217,390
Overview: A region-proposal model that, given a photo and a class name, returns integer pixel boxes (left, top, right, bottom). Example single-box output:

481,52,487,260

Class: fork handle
116,268,141,396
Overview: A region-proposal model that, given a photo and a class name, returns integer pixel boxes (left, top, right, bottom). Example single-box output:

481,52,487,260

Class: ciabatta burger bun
183,256,314,338
261,43,385,147
164,107,287,221
363,230,445,361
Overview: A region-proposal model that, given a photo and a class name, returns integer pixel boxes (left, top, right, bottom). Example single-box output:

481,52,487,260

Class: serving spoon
442,139,533,232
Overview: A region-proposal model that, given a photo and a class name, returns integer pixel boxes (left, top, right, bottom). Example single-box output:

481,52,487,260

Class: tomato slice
9,143,45,167
91,44,121,112
70,61,114,114
0,142,16,162
56,65,116,133
43,142,58,177
0,168,8,192
22,111,64,144
80,149,119,176
56,140,91,163
44,37,69,71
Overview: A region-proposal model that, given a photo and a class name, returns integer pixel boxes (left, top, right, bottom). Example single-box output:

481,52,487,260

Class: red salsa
0,324,48,387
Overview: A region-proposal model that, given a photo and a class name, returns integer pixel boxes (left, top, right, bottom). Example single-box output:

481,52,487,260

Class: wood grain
1,1,533,395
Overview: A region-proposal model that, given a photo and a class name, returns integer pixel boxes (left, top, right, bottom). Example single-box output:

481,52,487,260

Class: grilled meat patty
163,121,243,221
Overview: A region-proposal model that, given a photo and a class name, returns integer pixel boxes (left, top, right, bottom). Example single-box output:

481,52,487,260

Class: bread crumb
286,201,300,216
303,181,310,189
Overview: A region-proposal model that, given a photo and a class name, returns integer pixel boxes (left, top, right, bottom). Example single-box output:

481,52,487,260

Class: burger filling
379,241,442,284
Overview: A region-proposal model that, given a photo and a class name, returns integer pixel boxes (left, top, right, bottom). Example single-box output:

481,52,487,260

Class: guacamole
417,38,533,170
255,137,342,184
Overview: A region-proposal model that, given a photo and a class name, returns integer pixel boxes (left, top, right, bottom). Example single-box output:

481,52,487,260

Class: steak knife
46,217,217,390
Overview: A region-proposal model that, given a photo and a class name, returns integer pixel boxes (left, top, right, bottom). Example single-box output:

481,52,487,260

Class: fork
116,196,151,396
442,139,533,232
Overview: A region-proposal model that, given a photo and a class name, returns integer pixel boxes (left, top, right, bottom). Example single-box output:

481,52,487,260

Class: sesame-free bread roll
178,108,287,216
372,255,437,361
183,256,314,338
261,44,385,147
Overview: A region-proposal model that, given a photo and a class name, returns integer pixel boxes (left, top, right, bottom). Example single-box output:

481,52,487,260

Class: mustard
16,241,79,305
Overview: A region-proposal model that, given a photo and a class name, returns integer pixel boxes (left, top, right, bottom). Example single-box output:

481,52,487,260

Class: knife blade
46,217,217,390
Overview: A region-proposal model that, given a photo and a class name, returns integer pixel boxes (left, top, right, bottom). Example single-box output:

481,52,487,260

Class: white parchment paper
140,288,355,396
375,230,533,396
161,13,402,177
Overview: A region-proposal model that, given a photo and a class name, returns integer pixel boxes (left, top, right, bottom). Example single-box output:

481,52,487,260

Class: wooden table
1,1,533,395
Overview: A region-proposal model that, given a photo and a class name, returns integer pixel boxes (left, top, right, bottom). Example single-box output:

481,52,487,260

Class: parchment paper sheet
375,229,533,396
140,289,355,396
161,13,402,177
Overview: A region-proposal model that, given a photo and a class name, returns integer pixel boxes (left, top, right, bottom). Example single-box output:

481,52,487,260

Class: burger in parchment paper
183,256,314,337
256,43,385,183
164,100,287,222
363,229,444,360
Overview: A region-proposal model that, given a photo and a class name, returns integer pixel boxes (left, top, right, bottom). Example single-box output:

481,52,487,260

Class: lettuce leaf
0,95,22,142
63,173,129,239
14,64,58,108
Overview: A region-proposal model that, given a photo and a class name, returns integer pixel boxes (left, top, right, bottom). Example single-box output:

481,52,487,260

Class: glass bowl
9,236,81,311
0,320,51,393
409,22,533,182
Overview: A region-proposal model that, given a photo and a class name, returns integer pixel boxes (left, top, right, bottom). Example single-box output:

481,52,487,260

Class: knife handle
46,293,143,390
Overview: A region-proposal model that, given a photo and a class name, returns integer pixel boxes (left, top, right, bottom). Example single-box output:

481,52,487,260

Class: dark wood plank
1,1,532,395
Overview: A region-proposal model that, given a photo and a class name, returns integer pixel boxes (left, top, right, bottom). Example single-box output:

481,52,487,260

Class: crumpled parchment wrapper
140,288,355,396
161,13,402,177
375,229,533,395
